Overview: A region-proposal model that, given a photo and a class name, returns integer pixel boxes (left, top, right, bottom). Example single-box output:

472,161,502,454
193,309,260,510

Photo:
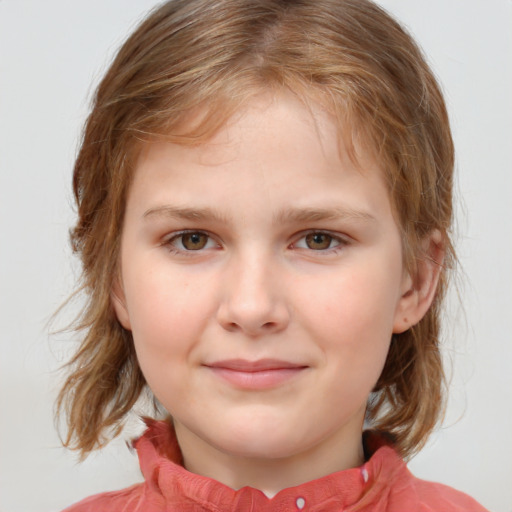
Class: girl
58,0,488,510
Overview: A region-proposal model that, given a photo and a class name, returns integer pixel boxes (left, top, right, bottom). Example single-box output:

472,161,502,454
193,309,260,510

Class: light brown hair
57,0,454,459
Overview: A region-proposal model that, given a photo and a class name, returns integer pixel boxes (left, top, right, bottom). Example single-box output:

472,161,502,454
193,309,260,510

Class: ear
111,277,132,330
393,230,445,334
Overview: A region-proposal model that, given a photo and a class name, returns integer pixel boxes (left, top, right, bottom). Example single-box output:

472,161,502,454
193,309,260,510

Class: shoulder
363,433,489,512
61,482,163,512
409,475,490,512
365,442,489,512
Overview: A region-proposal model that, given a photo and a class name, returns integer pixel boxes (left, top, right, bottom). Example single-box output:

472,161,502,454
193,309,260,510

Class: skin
113,92,440,497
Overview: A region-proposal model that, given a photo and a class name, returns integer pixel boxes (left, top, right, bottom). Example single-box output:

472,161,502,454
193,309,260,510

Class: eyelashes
165,230,219,253
170,232,215,251
293,232,344,251
164,230,349,256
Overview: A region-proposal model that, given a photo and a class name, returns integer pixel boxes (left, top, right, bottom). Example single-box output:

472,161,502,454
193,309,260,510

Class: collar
133,419,409,512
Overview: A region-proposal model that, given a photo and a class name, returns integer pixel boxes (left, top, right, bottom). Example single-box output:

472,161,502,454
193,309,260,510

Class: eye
305,233,335,250
294,231,344,251
168,231,217,251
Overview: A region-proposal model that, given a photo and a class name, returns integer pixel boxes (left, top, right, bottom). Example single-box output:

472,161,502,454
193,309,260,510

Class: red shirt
63,420,488,511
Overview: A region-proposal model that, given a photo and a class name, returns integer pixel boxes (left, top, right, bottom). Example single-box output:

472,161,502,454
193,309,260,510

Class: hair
57,0,455,459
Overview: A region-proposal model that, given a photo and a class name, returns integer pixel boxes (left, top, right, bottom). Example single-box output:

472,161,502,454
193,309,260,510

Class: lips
204,359,308,390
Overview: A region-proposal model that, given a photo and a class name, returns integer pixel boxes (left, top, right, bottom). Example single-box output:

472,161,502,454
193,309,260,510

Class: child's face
113,92,413,463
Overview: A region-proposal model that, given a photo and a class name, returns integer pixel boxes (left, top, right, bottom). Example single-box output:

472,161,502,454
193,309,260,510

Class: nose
216,251,290,337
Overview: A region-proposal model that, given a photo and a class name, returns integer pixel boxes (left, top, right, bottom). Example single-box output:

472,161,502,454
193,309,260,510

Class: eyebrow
143,205,230,223
274,206,377,224
143,205,376,225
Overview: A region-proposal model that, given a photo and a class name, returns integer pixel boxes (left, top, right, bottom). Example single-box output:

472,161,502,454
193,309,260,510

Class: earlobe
111,279,132,330
393,230,445,334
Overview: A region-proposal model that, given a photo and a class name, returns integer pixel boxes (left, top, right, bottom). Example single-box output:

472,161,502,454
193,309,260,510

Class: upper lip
204,359,308,372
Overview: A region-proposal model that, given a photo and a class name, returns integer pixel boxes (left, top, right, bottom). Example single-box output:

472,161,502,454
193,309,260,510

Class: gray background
1,1,511,511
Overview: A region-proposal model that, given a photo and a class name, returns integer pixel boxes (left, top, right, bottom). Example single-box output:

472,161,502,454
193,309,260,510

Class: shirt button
361,467,369,483
296,496,306,509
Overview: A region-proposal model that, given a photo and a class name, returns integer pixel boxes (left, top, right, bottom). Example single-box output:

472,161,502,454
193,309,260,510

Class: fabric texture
63,420,488,512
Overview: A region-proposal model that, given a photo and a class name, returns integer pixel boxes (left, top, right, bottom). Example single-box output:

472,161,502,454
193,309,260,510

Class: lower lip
207,367,306,390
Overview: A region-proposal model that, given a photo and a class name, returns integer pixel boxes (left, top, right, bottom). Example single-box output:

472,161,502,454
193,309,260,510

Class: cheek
123,263,214,361
294,258,401,365
302,270,399,329
123,269,211,403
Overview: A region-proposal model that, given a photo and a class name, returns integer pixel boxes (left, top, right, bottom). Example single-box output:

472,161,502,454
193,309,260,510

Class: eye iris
306,233,332,250
182,232,208,250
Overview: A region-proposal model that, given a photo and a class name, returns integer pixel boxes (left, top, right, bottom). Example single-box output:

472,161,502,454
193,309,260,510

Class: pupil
306,233,331,250
183,232,206,250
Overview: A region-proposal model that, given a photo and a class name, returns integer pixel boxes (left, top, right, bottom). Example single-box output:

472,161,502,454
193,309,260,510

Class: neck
174,421,365,498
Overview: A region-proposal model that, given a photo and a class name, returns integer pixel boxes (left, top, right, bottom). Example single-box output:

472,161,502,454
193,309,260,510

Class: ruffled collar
132,419,409,511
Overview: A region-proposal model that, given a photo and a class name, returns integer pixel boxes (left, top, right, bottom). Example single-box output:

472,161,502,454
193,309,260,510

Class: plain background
1,1,511,511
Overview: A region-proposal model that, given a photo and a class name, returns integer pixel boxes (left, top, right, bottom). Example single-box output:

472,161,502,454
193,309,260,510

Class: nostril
226,322,240,332
216,297,290,335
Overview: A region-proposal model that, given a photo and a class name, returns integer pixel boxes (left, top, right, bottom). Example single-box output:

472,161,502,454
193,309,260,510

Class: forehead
128,92,392,226
137,90,380,183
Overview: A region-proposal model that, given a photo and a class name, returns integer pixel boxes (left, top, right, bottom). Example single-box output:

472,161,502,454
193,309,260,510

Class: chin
222,437,296,460
212,421,309,460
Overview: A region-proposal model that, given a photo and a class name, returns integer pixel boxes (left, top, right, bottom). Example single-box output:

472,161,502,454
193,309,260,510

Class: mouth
203,359,308,390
